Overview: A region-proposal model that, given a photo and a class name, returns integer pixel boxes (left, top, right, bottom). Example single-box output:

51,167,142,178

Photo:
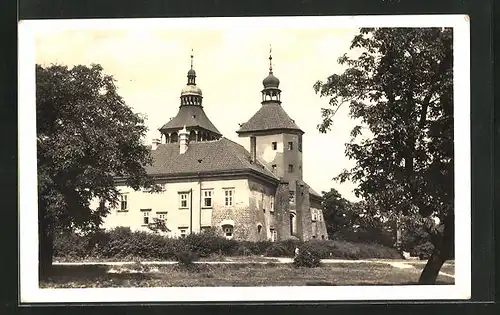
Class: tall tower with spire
159,51,222,143
237,47,305,238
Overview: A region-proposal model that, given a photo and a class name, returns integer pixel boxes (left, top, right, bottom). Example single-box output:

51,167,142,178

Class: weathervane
269,44,273,73
190,49,194,69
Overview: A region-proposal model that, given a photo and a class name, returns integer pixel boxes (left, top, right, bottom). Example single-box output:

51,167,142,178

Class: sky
34,19,366,201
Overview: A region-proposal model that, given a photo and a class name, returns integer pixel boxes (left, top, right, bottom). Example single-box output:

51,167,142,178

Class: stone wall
246,179,276,241
309,195,328,239
274,181,291,240
295,181,312,241
209,177,276,242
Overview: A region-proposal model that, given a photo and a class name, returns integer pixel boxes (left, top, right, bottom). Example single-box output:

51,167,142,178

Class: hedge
53,227,402,261
298,239,402,260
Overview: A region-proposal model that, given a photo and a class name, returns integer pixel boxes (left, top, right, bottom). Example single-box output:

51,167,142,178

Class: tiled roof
308,186,322,198
159,105,221,135
237,102,303,134
146,137,278,181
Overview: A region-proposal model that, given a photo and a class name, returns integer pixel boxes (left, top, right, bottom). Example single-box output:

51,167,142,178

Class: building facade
98,52,328,241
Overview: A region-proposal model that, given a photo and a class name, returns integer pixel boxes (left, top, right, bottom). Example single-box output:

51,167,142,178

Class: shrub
293,248,321,268
265,243,287,257
411,241,434,260
175,251,198,266
239,240,272,256
299,240,331,259
53,230,402,262
235,244,253,256
279,239,302,256
217,238,240,256
296,240,402,260
184,230,222,257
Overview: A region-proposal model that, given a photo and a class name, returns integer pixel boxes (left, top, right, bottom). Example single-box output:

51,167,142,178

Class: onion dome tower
180,53,203,106
261,47,281,103
237,46,303,136
159,51,222,143
237,45,304,185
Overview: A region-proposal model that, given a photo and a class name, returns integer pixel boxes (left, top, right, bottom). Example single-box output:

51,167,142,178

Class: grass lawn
53,255,282,263
406,261,455,278
40,261,454,288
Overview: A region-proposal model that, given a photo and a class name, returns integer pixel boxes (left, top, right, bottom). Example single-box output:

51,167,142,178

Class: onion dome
262,54,280,88
181,84,202,96
261,46,282,104
180,51,203,106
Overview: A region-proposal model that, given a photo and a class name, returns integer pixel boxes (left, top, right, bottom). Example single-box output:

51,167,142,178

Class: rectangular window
224,188,234,206
141,209,151,225
298,135,303,152
270,229,277,242
157,211,167,222
202,189,213,208
289,191,295,203
179,192,189,209
288,141,293,150
270,201,274,213
120,194,128,211
224,226,233,238
179,228,187,238
288,164,294,173
272,142,277,150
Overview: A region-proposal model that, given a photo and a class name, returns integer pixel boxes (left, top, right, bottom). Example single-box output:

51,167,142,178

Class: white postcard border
18,15,471,303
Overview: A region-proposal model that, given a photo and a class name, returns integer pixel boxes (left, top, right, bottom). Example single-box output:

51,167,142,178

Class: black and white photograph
18,15,471,302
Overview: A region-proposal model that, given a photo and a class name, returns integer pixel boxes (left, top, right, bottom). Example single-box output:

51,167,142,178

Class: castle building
99,51,327,241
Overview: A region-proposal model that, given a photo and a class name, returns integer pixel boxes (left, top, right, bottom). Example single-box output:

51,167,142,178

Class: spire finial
190,49,194,70
269,45,273,73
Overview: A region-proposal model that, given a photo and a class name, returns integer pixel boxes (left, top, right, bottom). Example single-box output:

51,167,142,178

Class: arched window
257,224,262,234
290,213,296,236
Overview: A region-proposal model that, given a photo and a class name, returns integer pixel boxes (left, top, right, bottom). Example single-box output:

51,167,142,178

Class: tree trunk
38,217,54,279
418,213,454,284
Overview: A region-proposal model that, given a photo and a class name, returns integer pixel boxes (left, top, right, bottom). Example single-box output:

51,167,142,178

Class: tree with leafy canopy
37,64,157,276
322,189,395,247
321,188,352,236
313,28,453,284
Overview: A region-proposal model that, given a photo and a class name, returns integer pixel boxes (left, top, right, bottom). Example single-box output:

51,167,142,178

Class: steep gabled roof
237,102,303,135
159,105,221,136
145,137,278,182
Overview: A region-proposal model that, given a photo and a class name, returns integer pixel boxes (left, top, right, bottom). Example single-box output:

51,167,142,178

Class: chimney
179,126,189,154
151,138,161,150
250,136,257,163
